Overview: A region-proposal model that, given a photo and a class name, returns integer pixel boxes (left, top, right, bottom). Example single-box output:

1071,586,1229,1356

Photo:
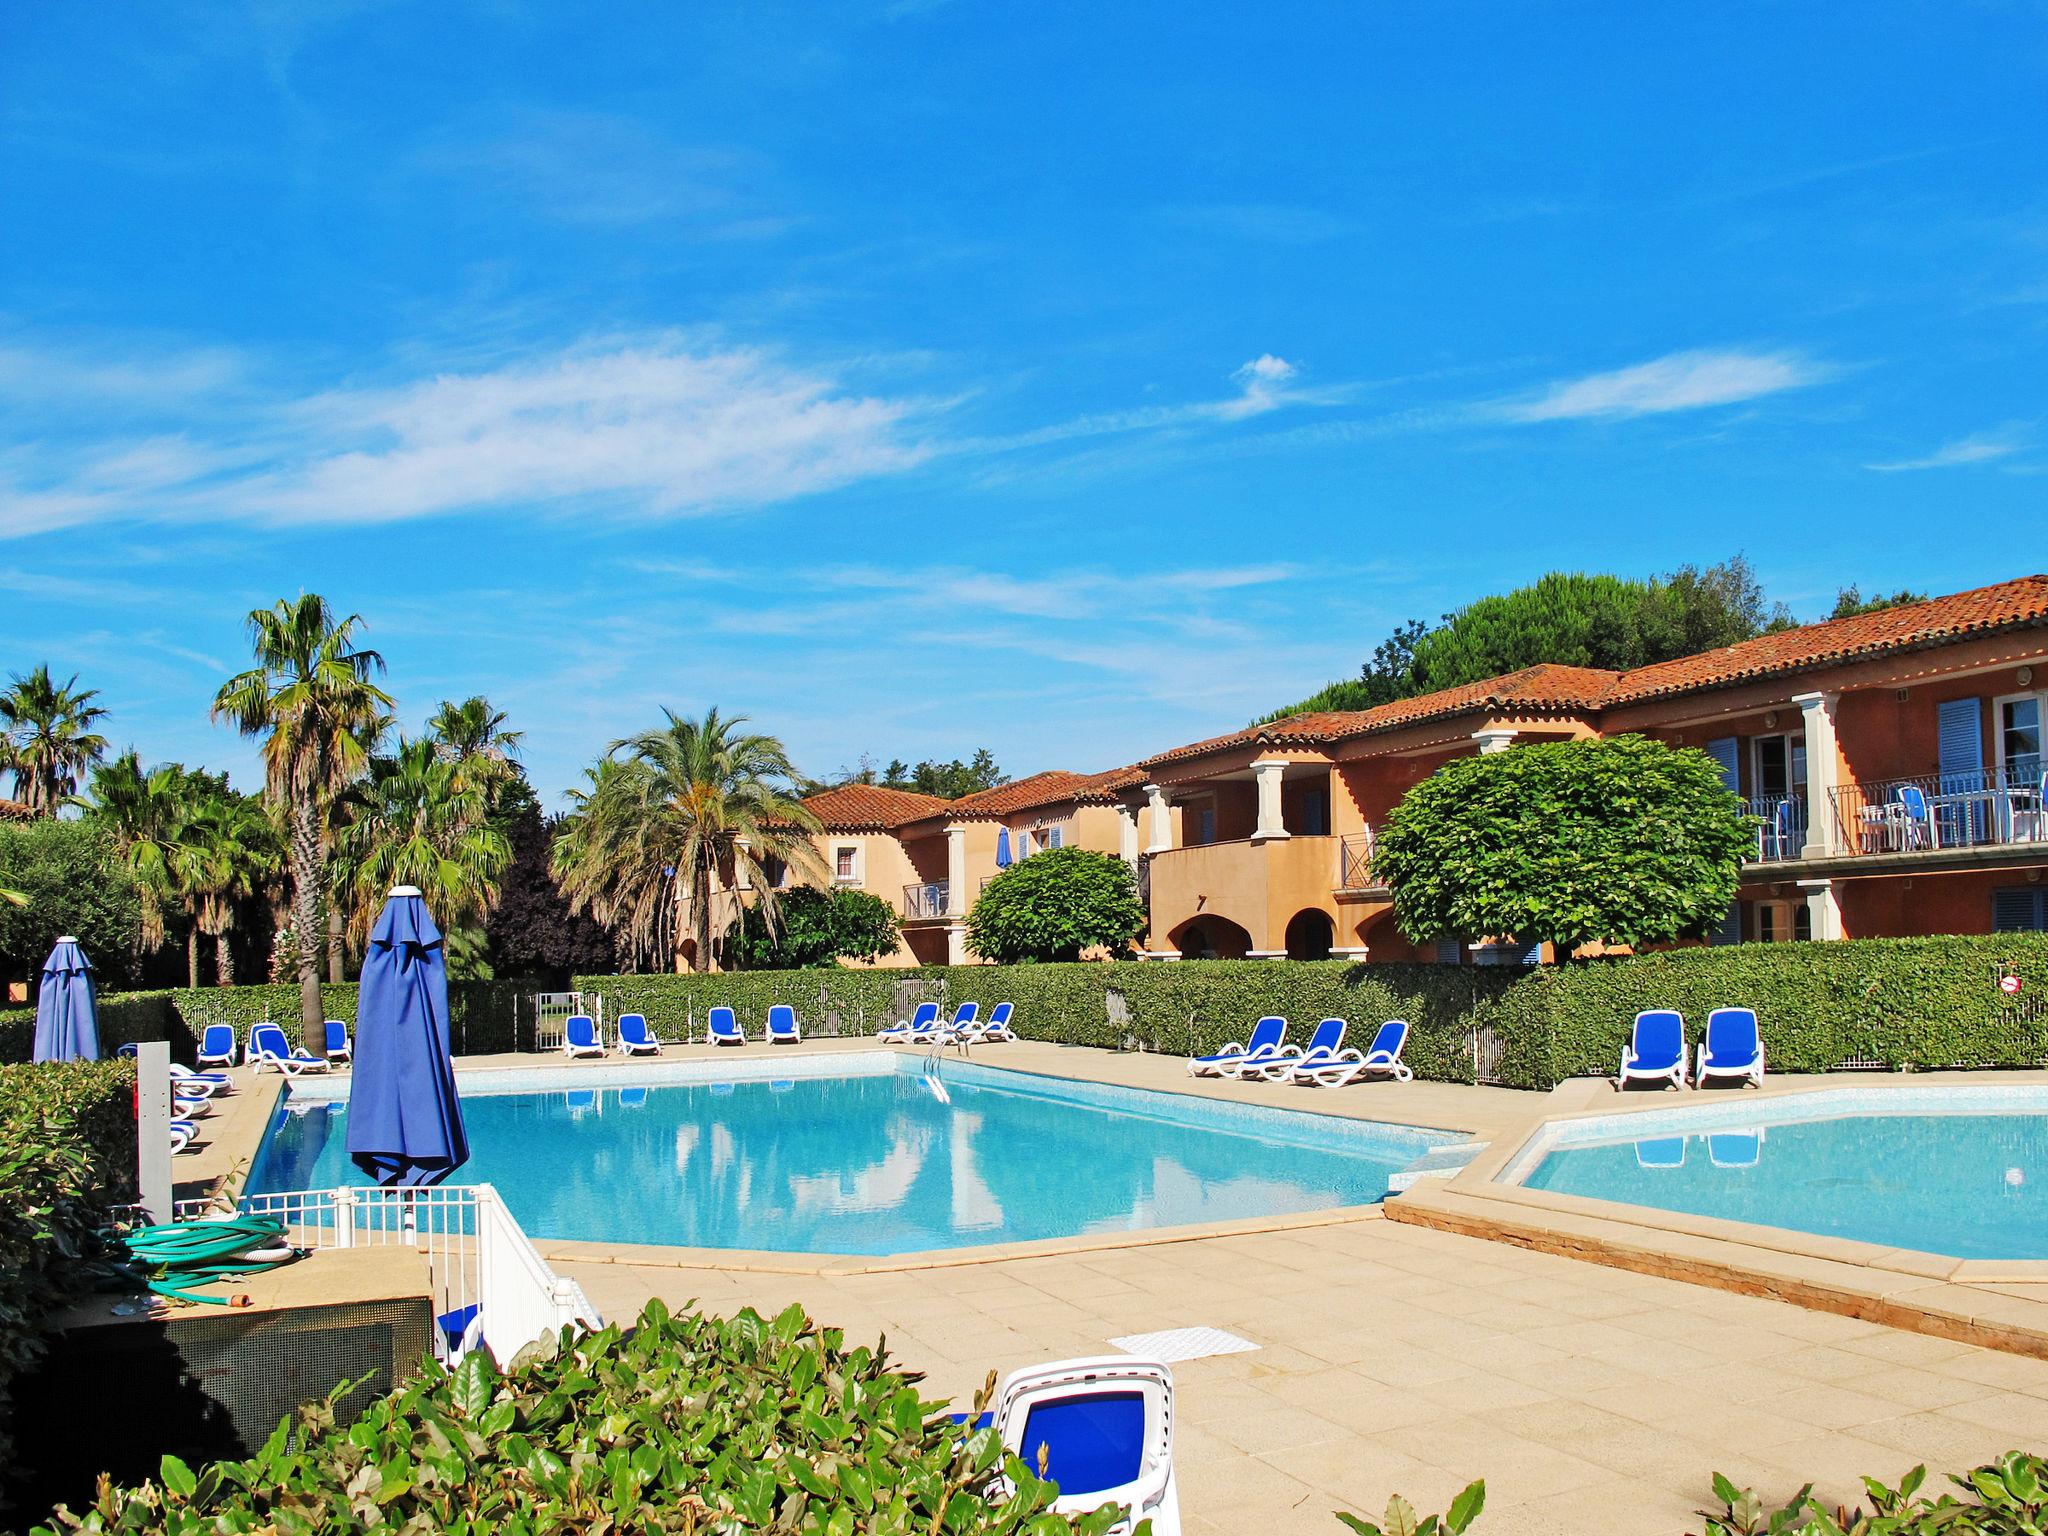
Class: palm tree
553,708,824,972
81,751,192,957
331,738,511,953
179,788,284,986
212,595,393,1035
1,665,110,814
426,696,524,766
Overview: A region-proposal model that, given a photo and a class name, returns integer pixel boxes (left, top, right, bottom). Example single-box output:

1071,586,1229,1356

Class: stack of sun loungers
1186,1016,1412,1086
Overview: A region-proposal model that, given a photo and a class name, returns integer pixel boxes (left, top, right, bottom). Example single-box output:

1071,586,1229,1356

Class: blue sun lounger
1272,1018,1351,1083
615,1013,660,1056
878,1001,940,1042
707,1006,744,1046
939,1001,980,1041
324,1020,352,1065
982,1356,1181,1533
1617,1010,1688,1090
196,1023,237,1069
1188,1016,1287,1078
1295,1018,1414,1086
1695,1007,1765,1089
249,1022,330,1075
562,1014,604,1058
975,1001,1017,1041
766,1005,801,1044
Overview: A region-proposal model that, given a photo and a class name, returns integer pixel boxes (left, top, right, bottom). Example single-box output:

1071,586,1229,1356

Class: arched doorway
1284,909,1334,961
1170,914,1253,960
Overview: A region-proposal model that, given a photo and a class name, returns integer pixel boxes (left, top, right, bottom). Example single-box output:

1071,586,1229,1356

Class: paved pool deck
188,1039,2048,1534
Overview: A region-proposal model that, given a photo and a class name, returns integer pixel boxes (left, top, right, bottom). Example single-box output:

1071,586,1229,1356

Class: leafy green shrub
1703,1452,2048,1534
1503,933,2048,1081
36,1298,1127,1536
1375,735,1755,952
0,993,176,1065
726,886,902,969
0,1060,137,1483
967,849,1147,963
0,820,145,994
1338,1479,1484,1535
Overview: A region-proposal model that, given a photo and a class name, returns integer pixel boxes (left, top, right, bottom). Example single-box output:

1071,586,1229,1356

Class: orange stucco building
770,576,2048,967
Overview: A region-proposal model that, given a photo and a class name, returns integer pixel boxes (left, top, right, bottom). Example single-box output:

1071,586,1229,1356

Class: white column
733,836,751,890
1116,802,1140,863
1252,759,1290,843
1794,691,1840,859
1472,729,1518,755
1143,784,1173,854
1798,878,1843,941
945,824,967,917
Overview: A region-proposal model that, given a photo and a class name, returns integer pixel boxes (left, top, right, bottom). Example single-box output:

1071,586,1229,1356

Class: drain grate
1107,1326,1260,1363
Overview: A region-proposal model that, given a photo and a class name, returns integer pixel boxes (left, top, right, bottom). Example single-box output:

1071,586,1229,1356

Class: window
1997,694,2043,785
1034,822,1065,850
1753,733,1807,801
1993,887,2048,932
1433,937,1464,966
1299,787,1329,836
762,854,788,889
1755,900,1812,944
833,846,859,883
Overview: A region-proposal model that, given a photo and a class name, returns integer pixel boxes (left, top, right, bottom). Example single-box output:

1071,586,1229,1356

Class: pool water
250,1059,1451,1255
1523,1107,2048,1260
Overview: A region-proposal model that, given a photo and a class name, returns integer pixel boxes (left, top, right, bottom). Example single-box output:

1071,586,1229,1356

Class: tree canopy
724,885,901,969
1262,556,1795,722
1372,735,1756,954
834,749,1007,800
965,846,1146,963
0,818,144,993
1830,585,1928,619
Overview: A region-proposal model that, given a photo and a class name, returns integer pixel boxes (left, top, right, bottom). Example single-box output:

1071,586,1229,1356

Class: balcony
1335,831,1381,892
1827,768,2047,859
901,881,951,920
1747,793,1809,863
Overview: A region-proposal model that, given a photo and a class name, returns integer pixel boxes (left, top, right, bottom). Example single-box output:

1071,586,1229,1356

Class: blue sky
3,2,2044,806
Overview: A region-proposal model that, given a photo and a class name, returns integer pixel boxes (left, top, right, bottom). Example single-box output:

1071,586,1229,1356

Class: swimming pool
250,1054,1458,1255
1508,1086,2048,1260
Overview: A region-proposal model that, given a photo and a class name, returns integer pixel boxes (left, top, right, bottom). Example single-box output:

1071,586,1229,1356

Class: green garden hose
120,1216,300,1306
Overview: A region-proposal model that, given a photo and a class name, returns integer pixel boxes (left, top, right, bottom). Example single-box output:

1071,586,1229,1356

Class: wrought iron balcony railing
1828,766,2047,857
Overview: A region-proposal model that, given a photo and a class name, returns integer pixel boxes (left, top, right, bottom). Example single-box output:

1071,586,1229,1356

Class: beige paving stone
1766,1381,1920,1432
1839,1364,1997,1413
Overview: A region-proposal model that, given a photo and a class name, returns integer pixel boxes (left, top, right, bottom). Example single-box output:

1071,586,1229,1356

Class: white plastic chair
987,1355,1179,1536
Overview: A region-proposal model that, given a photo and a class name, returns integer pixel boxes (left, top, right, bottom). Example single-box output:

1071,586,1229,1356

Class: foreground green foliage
967,848,1146,963
1703,1453,2048,1535
0,1060,136,1484
1375,735,1755,953
726,886,901,969
1338,1480,1484,1535
36,1299,1124,1536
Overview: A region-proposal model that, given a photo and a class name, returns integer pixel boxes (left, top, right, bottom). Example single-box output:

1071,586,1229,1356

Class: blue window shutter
1993,888,2045,932
1513,937,1542,965
1710,902,1743,946
1939,698,1984,776
1705,737,1741,795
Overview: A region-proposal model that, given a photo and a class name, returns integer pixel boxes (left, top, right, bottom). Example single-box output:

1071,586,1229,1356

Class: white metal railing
1335,830,1377,890
1829,767,2048,857
532,992,601,1054
902,881,950,920
162,1184,599,1363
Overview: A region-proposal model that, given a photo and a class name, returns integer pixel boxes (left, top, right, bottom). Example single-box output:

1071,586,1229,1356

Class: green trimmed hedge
34,1298,1121,1536
1502,933,2048,1082
0,994,176,1066
0,1060,137,1485
581,961,1534,1085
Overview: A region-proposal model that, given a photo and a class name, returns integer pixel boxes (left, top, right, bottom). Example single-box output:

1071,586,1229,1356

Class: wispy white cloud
1866,427,2029,473
1492,348,1836,423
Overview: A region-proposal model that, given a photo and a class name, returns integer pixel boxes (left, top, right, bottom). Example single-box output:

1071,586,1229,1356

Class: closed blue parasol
347,886,469,1186
995,827,1012,868
33,936,99,1062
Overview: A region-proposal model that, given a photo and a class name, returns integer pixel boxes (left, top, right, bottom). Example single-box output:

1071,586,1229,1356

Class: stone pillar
1794,691,1840,859
1144,784,1173,854
733,836,751,890
946,924,968,964
1116,802,1140,863
945,824,967,917
1798,878,1842,941
1252,759,1290,843
1472,729,1518,755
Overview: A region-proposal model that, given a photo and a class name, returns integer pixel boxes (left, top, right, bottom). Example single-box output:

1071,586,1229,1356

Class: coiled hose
119,1216,300,1306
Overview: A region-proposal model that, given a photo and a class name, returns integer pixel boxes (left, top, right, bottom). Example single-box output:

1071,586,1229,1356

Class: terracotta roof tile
801,782,952,830
0,797,34,823
946,765,1147,819
1141,576,2048,767
1606,574,2048,704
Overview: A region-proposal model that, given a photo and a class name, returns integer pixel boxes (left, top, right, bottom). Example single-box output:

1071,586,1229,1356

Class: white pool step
1387,1139,1487,1194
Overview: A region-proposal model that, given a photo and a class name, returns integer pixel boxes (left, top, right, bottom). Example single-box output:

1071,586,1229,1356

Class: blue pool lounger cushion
248,1021,331,1076
1618,1010,1688,1091
766,1005,800,1044
1188,1016,1286,1078
196,1023,238,1068
1695,1007,1765,1089
324,1019,352,1064
1295,1018,1413,1087
708,1006,745,1045
977,1001,1017,1042
1278,1018,1356,1085
615,1013,660,1056
561,1014,604,1058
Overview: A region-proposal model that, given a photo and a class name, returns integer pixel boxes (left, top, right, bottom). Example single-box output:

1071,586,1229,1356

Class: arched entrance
1170,914,1253,960
1284,909,1335,961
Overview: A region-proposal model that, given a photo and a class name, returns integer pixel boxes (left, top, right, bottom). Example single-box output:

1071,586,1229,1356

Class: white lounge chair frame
1189,1017,1291,1079
249,1023,332,1076
1617,1010,1689,1091
766,1006,801,1045
614,1013,661,1057
1694,1007,1766,1090
561,1014,605,1058
987,1355,1180,1536
1295,1019,1412,1087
